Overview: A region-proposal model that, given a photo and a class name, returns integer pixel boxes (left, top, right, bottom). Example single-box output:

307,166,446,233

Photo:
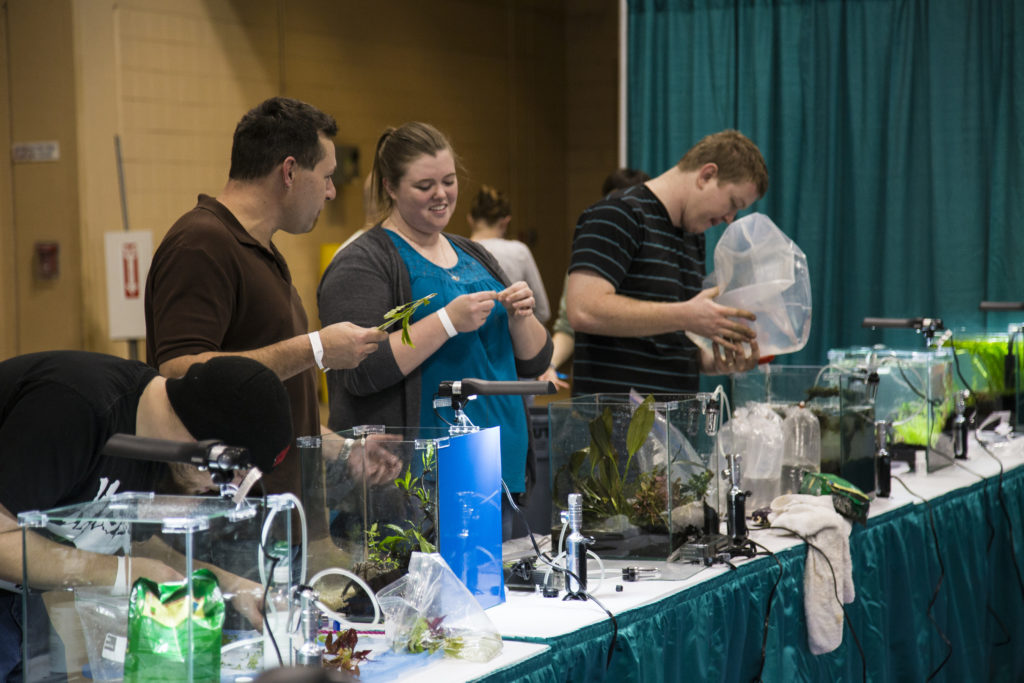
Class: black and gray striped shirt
568,184,705,395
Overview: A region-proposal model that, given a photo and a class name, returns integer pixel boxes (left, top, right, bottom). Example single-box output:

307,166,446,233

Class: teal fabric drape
490,463,1024,682
628,0,1024,366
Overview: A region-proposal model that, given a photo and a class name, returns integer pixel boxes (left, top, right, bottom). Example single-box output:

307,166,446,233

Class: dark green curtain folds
628,0,1024,366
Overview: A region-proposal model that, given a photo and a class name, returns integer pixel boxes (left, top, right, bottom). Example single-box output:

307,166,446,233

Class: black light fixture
862,317,944,346
979,301,1024,312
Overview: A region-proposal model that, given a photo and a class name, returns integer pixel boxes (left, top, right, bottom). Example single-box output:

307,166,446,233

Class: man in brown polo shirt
145,97,394,567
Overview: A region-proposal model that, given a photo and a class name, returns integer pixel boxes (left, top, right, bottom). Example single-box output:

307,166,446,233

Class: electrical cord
762,527,867,683
895,361,942,407
744,538,783,683
973,435,1024,600
892,475,952,681
254,479,286,667
501,479,619,669
432,393,457,428
944,331,974,397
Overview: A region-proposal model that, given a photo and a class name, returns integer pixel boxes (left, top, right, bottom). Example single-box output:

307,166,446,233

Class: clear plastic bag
687,213,812,358
718,404,784,511
376,552,502,663
782,404,822,495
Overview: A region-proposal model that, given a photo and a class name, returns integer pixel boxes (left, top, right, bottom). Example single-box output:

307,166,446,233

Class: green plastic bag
799,472,870,526
124,568,225,682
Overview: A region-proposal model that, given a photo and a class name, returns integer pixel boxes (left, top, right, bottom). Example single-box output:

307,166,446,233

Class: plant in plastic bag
688,212,812,358
376,552,502,663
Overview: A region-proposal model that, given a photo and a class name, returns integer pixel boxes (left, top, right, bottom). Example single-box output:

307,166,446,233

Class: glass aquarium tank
16,493,295,682
952,331,1024,431
304,427,448,600
828,346,955,474
546,392,721,562
731,364,841,486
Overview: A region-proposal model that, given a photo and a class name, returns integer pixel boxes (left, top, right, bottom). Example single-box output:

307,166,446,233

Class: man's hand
319,322,387,369
701,337,761,375
538,365,568,391
445,291,497,332
222,577,267,632
497,281,536,319
347,433,404,486
684,287,757,352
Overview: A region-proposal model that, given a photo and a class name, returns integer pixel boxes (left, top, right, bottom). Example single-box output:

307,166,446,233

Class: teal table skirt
491,464,1024,683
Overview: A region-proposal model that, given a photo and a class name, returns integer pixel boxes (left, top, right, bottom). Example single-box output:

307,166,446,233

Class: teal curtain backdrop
627,0,1024,366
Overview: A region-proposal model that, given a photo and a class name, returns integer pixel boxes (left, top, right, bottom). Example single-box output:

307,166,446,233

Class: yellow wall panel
0,0,618,358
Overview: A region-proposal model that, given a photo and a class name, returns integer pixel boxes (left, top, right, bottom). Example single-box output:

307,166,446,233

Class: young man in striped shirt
566,130,769,395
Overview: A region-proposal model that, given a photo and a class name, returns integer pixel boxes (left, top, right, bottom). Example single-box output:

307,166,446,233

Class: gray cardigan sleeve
317,227,417,431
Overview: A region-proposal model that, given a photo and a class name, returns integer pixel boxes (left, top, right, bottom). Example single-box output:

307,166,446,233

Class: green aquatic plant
378,293,437,347
552,395,712,531
364,442,437,572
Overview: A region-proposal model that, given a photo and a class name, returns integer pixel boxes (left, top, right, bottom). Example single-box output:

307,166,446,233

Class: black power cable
761,528,867,683
501,480,619,670
745,539,783,683
892,475,953,681
974,437,1024,600
253,478,286,667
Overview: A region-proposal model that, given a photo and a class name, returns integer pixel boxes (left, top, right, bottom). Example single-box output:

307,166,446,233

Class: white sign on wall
104,231,153,340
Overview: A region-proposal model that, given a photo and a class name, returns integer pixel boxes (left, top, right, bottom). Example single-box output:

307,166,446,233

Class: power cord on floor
892,475,952,681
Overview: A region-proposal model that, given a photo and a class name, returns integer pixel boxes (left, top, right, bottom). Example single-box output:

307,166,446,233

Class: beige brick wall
0,0,618,358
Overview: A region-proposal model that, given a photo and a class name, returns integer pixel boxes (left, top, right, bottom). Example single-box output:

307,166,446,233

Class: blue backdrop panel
438,426,505,609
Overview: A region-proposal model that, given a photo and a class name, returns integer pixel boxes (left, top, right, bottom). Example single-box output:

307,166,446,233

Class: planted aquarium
547,393,721,561
308,426,506,614
305,427,447,600
952,332,1023,430
828,347,955,473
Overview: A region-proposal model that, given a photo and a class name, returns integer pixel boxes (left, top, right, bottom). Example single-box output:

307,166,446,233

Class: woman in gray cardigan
317,122,552,517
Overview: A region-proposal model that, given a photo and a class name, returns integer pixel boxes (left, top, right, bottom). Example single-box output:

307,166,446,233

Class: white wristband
437,307,458,338
308,331,328,371
114,555,127,594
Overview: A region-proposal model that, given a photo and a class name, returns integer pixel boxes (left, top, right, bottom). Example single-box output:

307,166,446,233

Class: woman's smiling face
387,149,458,236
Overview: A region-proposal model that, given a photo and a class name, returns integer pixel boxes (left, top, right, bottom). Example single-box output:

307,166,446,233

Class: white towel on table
768,493,855,655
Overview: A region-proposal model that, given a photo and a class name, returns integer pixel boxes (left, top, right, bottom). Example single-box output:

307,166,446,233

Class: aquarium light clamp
979,301,1024,312
435,379,556,435
862,316,944,347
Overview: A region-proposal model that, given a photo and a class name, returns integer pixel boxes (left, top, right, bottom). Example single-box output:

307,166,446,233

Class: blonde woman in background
467,185,551,323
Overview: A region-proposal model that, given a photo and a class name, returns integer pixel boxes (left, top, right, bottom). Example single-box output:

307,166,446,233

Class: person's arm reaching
0,505,180,592
566,269,756,353
159,323,386,380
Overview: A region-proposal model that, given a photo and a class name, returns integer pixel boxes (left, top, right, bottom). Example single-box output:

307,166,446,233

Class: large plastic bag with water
376,552,502,662
687,213,811,358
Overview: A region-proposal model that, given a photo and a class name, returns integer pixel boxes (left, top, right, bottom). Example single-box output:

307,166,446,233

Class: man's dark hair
601,167,651,197
229,97,338,180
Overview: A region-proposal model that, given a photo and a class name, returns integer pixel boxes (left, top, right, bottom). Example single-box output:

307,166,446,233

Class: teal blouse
386,231,529,492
